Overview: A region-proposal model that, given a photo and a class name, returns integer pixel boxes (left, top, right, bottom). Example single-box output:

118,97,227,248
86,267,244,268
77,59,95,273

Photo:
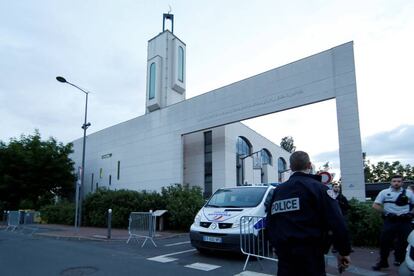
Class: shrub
347,199,382,247
40,201,75,225
83,189,164,228
81,185,203,230
161,184,204,230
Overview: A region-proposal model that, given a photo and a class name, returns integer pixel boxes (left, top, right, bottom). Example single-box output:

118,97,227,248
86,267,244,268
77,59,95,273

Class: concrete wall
182,123,290,195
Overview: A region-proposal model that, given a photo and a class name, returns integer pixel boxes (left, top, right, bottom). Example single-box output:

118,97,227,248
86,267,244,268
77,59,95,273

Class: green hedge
347,199,383,247
161,184,204,230
40,201,75,225
81,184,204,230
83,189,164,228
39,185,203,230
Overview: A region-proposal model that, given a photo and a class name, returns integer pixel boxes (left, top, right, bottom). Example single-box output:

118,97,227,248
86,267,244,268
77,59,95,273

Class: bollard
107,208,112,239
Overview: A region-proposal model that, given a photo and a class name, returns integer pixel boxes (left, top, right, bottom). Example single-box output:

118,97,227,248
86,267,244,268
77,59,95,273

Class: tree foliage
364,160,414,183
0,130,76,210
280,136,296,153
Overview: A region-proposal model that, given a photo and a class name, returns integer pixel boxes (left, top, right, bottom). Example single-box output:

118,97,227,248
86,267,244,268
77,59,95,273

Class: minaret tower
146,13,186,113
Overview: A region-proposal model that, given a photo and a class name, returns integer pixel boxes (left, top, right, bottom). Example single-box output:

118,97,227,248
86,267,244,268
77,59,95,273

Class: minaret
146,13,186,113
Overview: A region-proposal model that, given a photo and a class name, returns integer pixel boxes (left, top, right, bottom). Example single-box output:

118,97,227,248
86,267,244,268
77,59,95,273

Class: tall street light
56,76,91,229
239,149,264,185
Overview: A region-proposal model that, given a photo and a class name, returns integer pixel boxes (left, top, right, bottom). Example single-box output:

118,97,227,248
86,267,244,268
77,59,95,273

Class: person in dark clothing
331,183,351,254
332,183,350,216
266,151,351,276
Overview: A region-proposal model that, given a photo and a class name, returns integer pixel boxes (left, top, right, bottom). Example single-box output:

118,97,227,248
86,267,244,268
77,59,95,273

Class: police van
190,185,275,253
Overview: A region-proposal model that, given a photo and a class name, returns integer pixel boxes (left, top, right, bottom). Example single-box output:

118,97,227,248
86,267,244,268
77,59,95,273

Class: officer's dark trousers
380,218,412,263
276,244,325,276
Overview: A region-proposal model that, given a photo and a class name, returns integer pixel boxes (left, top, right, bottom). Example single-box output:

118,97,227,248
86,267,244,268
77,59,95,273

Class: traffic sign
318,171,332,185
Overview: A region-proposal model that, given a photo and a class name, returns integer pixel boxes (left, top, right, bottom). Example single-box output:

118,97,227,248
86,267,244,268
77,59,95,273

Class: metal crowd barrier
4,211,20,231
240,215,278,270
126,211,157,247
240,216,337,272
4,210,39,234
21,211,40,234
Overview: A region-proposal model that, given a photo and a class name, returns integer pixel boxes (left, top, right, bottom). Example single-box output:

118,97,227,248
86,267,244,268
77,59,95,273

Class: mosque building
70,14,291,198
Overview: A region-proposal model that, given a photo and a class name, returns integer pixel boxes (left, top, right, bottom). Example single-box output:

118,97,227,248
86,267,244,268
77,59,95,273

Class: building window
278,157,287,182
204,131,212,198
109,175,112,186
178,46,184,82
261,149,272,166
149,62,156,100
99,168,103,179
117,161,120,180
236,136,252,186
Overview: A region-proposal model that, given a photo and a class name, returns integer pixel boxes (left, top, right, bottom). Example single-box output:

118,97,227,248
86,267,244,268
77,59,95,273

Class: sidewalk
31,224,186,241
325,247,399,276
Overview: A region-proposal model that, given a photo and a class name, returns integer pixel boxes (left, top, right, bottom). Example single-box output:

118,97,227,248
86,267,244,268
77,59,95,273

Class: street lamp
239,149,264,185
56,76,91,229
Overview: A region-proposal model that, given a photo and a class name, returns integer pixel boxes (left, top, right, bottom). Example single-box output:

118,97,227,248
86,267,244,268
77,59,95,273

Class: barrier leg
150,238,157,247
141,238,148,248
243,254,251,271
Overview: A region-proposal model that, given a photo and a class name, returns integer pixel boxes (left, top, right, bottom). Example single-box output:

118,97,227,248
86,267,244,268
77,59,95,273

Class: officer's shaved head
290,151,311,172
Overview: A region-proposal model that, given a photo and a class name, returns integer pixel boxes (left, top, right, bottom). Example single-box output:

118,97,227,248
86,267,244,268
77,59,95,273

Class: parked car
190,185,274,253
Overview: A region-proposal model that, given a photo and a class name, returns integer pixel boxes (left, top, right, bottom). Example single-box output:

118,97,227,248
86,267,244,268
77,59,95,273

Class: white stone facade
71,121,290,196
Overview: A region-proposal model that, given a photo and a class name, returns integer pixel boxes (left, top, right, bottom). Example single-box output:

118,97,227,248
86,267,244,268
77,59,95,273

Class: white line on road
185,262,221,271
147,256,178,263
234,271,273,276
164,241,191,247
147,248,196,263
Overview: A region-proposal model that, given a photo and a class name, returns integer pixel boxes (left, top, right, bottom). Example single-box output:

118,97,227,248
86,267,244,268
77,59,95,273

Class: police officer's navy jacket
266,172,351,256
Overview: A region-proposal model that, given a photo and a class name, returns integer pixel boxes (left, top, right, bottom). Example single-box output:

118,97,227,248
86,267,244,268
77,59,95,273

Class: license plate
203,236,222,243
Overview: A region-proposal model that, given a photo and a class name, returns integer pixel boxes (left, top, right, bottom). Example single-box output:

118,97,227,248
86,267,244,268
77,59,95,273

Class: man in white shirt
372,175,414,271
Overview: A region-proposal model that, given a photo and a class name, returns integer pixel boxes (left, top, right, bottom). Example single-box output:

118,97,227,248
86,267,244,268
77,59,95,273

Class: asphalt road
0,230,276,276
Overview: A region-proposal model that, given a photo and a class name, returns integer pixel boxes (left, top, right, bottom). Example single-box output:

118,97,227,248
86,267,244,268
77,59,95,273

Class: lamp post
239,149,263,185
56,76,91,229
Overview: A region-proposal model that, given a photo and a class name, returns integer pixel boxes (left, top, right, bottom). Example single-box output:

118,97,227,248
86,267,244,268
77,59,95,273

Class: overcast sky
1,0,414,178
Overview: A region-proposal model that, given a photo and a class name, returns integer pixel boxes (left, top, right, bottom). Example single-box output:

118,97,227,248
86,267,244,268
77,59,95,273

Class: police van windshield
205,187,268,208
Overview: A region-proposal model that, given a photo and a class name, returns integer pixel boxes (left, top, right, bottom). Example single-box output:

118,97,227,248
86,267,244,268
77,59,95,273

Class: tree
364,159,414,183
280,136,296,153
0,130,76,210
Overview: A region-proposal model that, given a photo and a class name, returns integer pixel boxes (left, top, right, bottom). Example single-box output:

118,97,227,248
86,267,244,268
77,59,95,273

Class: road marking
147,248,196,263
185,262,221,271
234,271,273,276
164,241,191,247
147,256,178,263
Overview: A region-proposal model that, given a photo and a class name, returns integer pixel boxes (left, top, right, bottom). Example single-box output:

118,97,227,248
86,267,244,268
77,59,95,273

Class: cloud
362,125,414,163
313,150,339,165
313,125,414,169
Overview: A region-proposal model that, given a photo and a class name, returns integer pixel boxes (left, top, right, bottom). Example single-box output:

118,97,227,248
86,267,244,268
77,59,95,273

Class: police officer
266,151,351,276
372,175,414,271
